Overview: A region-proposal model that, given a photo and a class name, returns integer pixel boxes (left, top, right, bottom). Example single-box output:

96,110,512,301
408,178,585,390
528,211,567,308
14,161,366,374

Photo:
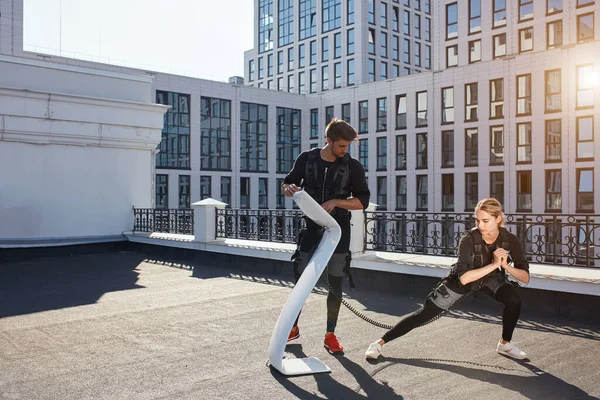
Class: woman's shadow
370,356,597,400
270,344,403,399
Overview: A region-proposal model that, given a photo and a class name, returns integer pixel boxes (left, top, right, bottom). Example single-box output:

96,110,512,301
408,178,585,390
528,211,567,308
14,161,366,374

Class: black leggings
292,273,344,334
381,283,522,343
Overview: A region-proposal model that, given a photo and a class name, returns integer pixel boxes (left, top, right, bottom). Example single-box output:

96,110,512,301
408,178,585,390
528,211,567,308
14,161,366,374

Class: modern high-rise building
244,0,433,92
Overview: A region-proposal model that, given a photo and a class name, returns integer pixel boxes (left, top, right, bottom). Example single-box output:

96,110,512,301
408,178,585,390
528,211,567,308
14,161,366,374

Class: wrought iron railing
133,208,194,235
365,212,600,267
215,208,305,244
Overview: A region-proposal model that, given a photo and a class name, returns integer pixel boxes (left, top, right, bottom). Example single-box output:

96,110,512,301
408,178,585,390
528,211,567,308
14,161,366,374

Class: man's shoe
365,341,382,360
287,326,300,342
324,332,344,353
496,340,527,360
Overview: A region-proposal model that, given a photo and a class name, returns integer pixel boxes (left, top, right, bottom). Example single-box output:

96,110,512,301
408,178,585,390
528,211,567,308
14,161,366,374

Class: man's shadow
370,356,597,400
270,344,402,399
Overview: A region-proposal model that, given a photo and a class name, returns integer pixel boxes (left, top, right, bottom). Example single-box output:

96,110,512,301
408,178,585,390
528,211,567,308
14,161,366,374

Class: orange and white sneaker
287,326,300,342
324,332,344,353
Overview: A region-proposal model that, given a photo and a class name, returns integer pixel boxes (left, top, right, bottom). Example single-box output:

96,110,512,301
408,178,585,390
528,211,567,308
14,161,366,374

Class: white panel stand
267,191,341,376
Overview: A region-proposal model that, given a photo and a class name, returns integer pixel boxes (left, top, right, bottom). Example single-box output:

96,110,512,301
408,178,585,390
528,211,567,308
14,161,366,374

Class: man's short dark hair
326,118,358,142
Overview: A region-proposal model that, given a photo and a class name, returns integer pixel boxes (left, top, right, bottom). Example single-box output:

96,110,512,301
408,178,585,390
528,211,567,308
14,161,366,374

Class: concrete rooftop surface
1,250,599,400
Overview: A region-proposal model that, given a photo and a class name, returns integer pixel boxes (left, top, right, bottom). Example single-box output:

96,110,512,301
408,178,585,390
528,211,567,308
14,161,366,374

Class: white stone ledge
123,232,600,296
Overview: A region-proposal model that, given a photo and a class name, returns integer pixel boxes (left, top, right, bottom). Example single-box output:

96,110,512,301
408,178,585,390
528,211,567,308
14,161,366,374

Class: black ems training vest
304,148,352,204
470,227,511,270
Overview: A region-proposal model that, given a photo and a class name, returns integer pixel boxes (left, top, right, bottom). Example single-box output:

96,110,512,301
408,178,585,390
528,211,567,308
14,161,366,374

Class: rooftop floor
1,250,599,399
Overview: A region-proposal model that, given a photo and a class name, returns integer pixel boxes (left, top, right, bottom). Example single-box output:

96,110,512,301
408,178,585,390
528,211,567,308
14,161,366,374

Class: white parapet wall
0,55,169,247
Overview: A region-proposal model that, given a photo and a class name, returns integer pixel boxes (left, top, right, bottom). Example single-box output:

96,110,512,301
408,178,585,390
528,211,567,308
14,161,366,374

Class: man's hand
283,183,300,198
321,199,338,213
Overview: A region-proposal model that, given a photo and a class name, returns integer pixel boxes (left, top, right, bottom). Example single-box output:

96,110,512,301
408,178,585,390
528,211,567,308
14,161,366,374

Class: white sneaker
365,341,382,360
496,340,527,360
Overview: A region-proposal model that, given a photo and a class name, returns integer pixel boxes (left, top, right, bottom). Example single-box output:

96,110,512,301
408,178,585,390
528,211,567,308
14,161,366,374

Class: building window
415,14,421,38
396,94,407,129
404,10,410,35
545,119,561,162
416,132,427,169
368,59,376,82
359,100,368,133
493,33,506,58
342,103,351,123
298,71,306,94
259,178,268,209
517,170,532,211
493,0,506,27
368,0,375,24
446,45,458,67
298,44,305,69
287,74,295,93
577,116,594,160
396,176,407,210
259,0,274,52
578,0,594,6
490,78,504,119
425,45,431,68
240,102,268,172
490,172,504,205
546,170,562,211
519,0,533,21
577,65,594,109
403,39,411,64
277,51,284,74
325,106,335,126
359,139,368,171
519,27,533,53
414,43,421,67
299,0,317,39
517,123,532,163
517,74,532,116
332,32,341,59
368,28,376,55
547,0,562,14
442,87,454,124
465,83,478,122
416,175,428,210
310,68,317,93
240,177,250,209
347,0,354,24
200,96,230,171
377,98,387,131
258,57,264,79
490,125,504,164
278,0,294,47
288,47,294,70
465,173,478,211
345,59,355,86
396,135,406,170
377,137,387,170
249,60,255,81
380,61,388,80
425,17,431,41
381,32,388,59
377,177,387,210
544,69,562,113
446,3,458,39
334,62,342,88
156,91,191,169
200,176,211,200
267,54,273,76
442,130,454,168
347,28,354,55
416,91,428,127
442,174,454,211
156,174,168,209
276,107,301,173
547,20,563,48
577,169,594,212
469,0,481,33
381,1,388,27
220,177,231,206
322,65,329,91
465,128,478,166
310,109,319,139
276,178,285,209
578,13,594,42
178,175,190,208
469,39,481,63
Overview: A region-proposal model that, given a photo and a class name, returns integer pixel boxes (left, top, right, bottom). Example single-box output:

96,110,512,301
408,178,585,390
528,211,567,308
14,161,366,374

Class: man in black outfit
282,117,370,353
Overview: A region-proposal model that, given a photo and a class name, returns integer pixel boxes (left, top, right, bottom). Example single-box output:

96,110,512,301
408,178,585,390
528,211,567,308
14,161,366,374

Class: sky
23,0,255,81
